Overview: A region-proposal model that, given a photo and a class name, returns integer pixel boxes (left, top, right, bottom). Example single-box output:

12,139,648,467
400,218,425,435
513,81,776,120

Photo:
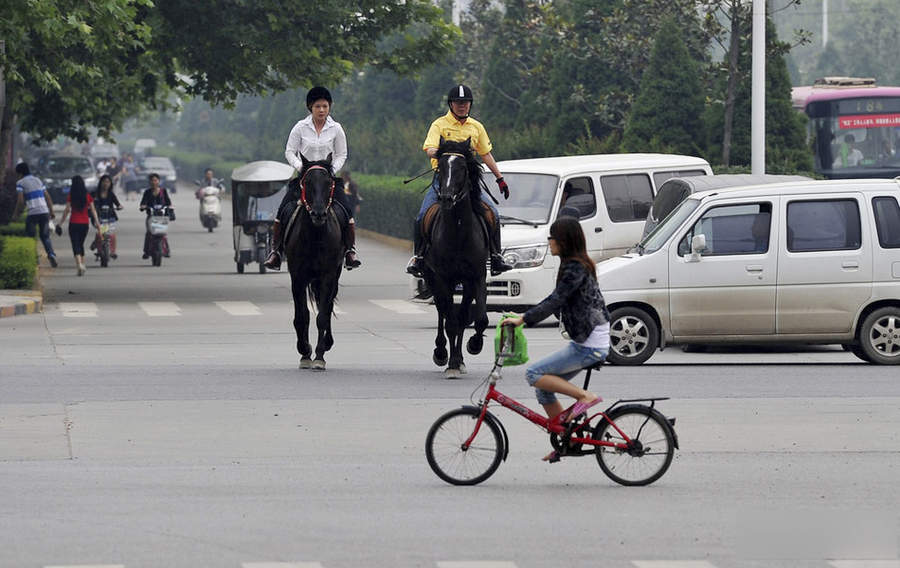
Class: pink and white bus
792,77,900,179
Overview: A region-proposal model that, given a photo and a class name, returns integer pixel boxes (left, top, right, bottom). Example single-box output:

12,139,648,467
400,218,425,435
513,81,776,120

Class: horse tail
307,283,318,315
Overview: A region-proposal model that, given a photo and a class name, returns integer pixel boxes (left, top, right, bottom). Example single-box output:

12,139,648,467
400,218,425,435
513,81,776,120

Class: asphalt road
2,186,899,568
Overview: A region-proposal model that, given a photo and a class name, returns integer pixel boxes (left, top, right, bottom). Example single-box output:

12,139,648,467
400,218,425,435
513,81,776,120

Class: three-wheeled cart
230,160,292,274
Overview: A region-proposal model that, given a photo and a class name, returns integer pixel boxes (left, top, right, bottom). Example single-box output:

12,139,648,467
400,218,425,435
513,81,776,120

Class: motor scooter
146,204,174,267
94,204,118,267
195,179,224,232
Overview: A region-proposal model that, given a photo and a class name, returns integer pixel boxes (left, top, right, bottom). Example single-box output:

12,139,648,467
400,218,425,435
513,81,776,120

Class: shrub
354,173,423,240
0,236,38,289
0,220,27,236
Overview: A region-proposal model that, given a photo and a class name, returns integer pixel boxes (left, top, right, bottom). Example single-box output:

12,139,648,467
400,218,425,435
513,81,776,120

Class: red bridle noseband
299,165,336,213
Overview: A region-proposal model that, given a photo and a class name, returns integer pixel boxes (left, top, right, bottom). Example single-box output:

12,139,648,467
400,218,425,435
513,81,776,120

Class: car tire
859,307,900,365
606,306,659,366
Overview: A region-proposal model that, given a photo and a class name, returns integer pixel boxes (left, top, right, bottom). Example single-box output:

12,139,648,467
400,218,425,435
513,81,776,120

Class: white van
472,153,712,310
596,178,900,365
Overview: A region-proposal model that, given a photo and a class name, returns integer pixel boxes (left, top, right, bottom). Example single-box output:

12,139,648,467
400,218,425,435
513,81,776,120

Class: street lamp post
751,0,766,175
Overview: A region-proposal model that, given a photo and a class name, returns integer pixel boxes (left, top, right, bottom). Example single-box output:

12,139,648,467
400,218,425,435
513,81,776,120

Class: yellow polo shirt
423,111,493,169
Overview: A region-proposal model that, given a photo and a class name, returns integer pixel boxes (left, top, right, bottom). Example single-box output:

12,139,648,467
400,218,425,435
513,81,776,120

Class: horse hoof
444,368,461,379
312,359,326,371
299,358,313,369
433,350,449,367
458,363,467,374
466,335,484,355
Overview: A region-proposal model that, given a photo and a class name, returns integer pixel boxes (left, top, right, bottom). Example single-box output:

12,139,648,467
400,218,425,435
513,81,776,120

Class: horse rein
299,165,336,213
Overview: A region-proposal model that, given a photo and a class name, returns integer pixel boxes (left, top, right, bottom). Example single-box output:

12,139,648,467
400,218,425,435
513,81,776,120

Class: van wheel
859,307,900,365
607,307,659,366
849,344,871,363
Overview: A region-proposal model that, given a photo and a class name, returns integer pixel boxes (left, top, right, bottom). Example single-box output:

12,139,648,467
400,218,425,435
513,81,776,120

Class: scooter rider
265,86,361,271
406,84,513,278
195,168,224,198
139,173,174,259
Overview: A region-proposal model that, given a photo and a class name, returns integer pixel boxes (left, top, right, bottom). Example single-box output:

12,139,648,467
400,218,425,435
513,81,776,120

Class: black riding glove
496,177,510,199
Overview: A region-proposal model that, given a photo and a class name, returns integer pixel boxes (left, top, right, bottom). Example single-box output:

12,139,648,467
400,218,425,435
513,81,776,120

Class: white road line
633,562,719,568
437,563,518,568
45,565,125,568
58,302,98,318
242,563,324,568
138,301,181,317
370,299,427,314
215,301,262,316
829,562,900,568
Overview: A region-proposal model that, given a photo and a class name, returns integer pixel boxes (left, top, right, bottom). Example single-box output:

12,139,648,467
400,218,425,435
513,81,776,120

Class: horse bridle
439,152,472,208
299,165,336,213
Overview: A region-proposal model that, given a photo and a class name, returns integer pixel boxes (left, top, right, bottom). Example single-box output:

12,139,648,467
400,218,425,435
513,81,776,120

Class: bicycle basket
494,315,529,366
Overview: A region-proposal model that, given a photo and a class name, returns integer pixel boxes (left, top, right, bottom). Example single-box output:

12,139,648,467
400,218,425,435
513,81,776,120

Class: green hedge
0,220,27,237
0,236,38,289
354,173,425,240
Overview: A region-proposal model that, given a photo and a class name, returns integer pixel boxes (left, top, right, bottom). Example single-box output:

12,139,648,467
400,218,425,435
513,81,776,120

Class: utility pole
751,0,766,174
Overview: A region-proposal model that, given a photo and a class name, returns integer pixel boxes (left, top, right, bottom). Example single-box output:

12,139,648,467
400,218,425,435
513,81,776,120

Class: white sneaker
77,262,86,276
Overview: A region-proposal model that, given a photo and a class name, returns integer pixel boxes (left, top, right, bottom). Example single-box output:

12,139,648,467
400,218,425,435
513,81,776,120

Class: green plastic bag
494,314,529,366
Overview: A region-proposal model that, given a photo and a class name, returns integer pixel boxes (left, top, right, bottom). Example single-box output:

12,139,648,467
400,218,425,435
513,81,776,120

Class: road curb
356,227,412,252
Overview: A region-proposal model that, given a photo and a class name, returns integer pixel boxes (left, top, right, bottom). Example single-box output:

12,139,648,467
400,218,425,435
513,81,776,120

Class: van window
559,177,596,219
872,196,900,248
600,174,653,222
653,170,707,187
678,203,772,256
786,199,861,252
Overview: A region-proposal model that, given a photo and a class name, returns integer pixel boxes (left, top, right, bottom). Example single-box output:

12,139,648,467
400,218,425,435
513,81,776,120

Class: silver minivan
597,178,900,365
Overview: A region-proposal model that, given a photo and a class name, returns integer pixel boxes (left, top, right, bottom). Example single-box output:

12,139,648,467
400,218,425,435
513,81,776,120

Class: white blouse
284,115,348,173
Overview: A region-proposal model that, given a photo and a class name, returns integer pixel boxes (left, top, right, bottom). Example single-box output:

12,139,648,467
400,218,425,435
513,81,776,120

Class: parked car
139,156,177,192
409,153,712,309
641,174,811,239
597,178,900,365
37,154,98,205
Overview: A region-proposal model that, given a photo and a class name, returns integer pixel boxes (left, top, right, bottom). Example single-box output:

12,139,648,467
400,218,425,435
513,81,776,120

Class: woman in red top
60,176,100,276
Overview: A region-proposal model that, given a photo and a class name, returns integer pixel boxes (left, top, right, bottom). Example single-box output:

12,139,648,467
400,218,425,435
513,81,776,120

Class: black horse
422,139,490,378
284,153,346,370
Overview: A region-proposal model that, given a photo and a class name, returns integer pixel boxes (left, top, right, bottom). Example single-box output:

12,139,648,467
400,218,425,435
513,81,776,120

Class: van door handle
745,265,763,273
842,261,859,270
594,227,602,232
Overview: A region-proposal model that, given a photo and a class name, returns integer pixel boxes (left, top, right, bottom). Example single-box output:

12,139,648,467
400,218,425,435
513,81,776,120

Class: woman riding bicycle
502,217,610,459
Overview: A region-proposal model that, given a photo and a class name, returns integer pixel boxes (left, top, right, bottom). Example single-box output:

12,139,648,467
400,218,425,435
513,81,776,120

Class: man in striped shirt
14,162,59,267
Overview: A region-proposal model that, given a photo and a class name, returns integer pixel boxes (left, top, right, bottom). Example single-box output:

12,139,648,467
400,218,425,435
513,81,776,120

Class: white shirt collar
300,114,335,130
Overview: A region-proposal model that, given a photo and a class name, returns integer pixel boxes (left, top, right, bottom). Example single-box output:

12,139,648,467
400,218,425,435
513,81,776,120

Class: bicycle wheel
425,407,503,486
593,405,674,486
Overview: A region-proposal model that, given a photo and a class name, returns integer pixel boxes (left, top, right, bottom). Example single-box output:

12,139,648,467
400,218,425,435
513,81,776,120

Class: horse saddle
422,201,496,240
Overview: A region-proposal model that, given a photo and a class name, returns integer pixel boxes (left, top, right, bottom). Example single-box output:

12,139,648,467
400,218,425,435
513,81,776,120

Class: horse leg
466,278,489,355
444,298,465,377
433,311,448,367
292,274,313,368
313,279,337,370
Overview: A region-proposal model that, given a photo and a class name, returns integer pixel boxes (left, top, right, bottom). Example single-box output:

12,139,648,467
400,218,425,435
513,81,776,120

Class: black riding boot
264,220,283,270
489,217,513,276
405,220,426,277
344,222,361,270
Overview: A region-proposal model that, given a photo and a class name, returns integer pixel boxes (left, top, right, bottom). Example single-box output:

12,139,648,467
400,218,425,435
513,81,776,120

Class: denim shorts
524,342,608,405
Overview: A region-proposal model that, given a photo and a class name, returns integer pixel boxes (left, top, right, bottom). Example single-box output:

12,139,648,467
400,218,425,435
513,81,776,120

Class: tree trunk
0,96,17,224
722,1,742,166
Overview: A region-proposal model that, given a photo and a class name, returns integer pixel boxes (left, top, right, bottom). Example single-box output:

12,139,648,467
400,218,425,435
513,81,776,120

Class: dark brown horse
284,154,346,370
422,139,490,378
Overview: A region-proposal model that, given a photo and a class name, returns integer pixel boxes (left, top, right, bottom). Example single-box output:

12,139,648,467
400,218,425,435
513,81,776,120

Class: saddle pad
422,201,496,238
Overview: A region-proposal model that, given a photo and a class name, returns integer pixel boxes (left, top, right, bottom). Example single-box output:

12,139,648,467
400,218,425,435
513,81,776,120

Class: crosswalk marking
138,301,181,317
216,301,262,316
59,302,98,317
370,299,427,314
45,565,124,568
242,563,324,568
438,563,518,568
307,300,345,315
633,563,718,568
829,562,900,568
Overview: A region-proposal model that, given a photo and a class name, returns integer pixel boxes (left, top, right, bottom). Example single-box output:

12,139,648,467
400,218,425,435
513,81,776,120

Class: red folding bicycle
425,325,679,486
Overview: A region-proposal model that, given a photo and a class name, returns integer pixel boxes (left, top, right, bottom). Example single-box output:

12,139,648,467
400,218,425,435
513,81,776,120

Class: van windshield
484,172,559,224
639,198,700,253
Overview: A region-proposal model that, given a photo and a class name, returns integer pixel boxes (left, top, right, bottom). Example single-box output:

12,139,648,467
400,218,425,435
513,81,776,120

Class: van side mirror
688,234,706,263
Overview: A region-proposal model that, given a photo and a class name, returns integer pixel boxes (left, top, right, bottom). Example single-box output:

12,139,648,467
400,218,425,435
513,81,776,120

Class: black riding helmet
447,84,473,119
306,86,333,109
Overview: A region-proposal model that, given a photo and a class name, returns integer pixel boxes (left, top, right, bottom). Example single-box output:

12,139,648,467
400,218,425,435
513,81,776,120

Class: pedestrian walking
13,162,59,267
59,176,101,276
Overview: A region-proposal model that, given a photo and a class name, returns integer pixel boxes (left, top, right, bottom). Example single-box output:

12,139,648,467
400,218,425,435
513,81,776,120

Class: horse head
436,138,476,210
299,152,335,227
